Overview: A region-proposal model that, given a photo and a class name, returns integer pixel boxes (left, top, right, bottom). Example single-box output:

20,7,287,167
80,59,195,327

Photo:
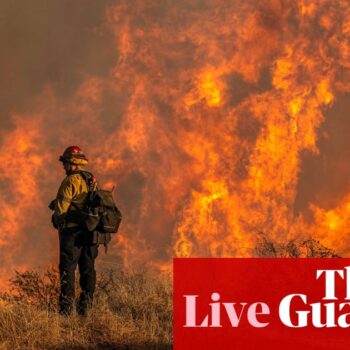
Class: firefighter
51,146,98,316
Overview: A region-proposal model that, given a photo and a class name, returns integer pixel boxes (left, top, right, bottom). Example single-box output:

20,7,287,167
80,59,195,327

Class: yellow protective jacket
53,172,90,229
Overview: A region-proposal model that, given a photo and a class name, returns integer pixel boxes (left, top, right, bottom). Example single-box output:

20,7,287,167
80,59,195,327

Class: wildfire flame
1,0,350,287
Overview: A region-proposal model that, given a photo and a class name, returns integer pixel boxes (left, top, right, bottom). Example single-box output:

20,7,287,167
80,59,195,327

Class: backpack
71,171,122,250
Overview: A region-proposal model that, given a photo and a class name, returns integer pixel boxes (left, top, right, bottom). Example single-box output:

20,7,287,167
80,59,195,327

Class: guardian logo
174,259,350,350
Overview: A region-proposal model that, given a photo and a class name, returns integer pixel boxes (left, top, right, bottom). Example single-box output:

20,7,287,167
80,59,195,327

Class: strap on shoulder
70,170,91,181
70,171,96,190
77,171,97,204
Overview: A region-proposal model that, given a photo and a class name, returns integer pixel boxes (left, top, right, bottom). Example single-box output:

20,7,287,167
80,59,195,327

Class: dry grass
0,268,173,350
2,235,336,349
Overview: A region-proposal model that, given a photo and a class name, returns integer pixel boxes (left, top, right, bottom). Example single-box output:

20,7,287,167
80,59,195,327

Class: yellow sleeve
53,176,79,228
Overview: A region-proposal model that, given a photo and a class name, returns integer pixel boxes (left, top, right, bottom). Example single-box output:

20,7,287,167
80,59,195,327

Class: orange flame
1,0,350,287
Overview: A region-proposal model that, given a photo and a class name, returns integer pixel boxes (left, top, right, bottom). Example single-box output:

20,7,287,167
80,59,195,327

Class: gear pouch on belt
81,207,100,232
91,231,111,245
68,205,100,232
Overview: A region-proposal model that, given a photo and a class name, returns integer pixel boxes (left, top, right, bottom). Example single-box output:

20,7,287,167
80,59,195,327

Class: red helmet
59,145,88,165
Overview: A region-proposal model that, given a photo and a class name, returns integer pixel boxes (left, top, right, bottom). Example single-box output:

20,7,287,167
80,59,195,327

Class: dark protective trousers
58,227,98,315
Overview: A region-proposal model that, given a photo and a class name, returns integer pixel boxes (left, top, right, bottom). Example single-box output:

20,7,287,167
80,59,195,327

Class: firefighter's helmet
59,145,88,166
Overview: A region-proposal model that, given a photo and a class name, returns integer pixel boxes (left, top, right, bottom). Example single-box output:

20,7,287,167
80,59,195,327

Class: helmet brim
59,156,88,166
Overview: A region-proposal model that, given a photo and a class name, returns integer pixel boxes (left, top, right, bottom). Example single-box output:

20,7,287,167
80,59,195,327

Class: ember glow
0,0,350,285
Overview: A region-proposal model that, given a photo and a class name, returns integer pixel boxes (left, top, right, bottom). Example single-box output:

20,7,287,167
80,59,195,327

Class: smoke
0,0,350,285
0,0,116,126
296,93,350,213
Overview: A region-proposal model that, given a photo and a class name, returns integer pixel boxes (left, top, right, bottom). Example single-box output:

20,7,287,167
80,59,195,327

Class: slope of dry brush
0,268,172,350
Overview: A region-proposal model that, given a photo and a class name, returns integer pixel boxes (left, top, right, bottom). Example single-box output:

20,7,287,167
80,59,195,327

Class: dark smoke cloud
0,0,116,128
295,92,350,215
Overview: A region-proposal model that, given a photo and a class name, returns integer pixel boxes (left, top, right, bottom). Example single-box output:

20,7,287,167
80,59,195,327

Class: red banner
174,258,350,349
